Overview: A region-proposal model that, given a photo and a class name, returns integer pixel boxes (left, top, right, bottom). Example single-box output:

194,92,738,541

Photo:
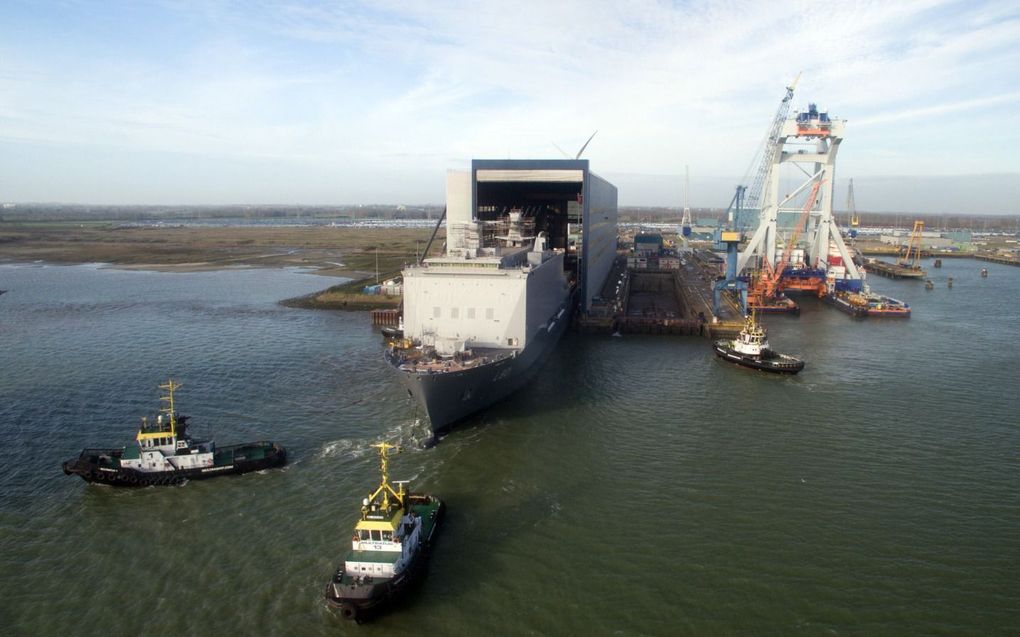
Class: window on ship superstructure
371,530,382,541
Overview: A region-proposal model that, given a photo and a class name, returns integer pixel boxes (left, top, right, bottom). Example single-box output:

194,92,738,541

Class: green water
0,262,1017,635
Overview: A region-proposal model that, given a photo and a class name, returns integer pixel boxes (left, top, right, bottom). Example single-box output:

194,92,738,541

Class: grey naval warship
386,160,618,433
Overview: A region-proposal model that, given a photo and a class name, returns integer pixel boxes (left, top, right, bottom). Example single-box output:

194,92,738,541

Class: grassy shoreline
279,270,405,310
0,223,441,310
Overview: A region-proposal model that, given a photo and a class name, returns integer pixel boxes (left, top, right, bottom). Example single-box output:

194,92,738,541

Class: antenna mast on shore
680,165,693,252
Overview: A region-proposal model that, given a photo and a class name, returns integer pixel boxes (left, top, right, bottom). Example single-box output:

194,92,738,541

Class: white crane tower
736,102,862,291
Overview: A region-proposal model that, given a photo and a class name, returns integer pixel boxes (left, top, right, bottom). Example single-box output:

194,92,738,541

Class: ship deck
390,348,514,374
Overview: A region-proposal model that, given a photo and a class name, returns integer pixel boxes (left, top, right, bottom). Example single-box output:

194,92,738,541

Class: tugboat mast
159,379,181,435
365,442,405,512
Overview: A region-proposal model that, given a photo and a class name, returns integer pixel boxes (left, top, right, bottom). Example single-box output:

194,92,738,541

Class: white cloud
2,0,1019,209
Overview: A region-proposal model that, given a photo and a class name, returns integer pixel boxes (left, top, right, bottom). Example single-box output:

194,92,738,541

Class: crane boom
901,220,924,267
745,73,801,214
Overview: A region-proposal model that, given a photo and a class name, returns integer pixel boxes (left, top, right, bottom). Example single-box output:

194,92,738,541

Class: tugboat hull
62,442,286,486
713,343,805,374
326,496,445,622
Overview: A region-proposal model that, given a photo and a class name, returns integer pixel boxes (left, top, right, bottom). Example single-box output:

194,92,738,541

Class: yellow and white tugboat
325,442,444,622
713,313,805,374
62,380,286,486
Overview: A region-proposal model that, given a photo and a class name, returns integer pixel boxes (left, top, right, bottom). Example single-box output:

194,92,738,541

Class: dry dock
577,251,742,338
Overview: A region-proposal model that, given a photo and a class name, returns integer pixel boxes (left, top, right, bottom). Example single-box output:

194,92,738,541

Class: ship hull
388,303,572,433
62,442,286,486
824,293,910,318
824,293,868,318
748,297,800,315
713,343,804,374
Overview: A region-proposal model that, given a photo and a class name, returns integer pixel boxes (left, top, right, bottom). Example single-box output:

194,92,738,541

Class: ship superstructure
387,159,617,433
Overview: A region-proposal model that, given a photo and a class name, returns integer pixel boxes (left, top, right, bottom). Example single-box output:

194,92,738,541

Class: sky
2,0,1020,213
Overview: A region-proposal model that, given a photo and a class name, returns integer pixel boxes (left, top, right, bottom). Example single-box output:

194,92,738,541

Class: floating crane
900,220,925,269
737,95,863,294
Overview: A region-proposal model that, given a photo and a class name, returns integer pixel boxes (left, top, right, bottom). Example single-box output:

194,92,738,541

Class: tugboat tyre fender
340,602,358,621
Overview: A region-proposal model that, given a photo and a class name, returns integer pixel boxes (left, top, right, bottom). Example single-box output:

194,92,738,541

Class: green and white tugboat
326,442,445,622
62,379,286,486
713,312,805,374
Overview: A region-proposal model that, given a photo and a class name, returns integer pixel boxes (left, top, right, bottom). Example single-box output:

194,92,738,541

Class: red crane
755,179,824,299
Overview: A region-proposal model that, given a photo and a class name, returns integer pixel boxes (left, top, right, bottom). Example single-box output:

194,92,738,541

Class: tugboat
380,317,404,341
62,380,286,486
713,313,805,374
326,442,444,622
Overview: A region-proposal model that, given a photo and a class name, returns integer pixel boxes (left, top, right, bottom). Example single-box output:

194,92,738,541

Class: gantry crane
737,97,863,294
